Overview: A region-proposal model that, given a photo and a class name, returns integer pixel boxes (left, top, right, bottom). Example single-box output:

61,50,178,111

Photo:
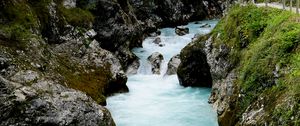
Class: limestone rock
165,54,181,75
63,0,76,8
0,76,116,126
153,37,162,44
177,41,212,87
147,52,164,74
200,23,211,28
175,27,189,36
10,70,39,84
126,59,140,75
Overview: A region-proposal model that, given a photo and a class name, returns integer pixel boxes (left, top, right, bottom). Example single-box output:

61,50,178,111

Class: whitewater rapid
107,20,219,126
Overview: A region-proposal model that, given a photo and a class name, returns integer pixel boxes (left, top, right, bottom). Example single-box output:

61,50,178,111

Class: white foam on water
107,20,219,126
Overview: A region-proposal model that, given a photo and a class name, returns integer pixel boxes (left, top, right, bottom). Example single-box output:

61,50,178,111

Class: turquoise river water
107,20,219,126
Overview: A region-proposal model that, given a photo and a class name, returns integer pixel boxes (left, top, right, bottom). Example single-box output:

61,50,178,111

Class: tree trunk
265,0,268,7
297,0,299,14
283,0,286,10
290,0,293,12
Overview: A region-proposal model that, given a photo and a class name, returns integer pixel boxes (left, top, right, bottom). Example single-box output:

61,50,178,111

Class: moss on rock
207,5,300,125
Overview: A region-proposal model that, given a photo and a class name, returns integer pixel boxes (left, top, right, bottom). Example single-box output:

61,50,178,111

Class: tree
297,0,299,14
283,0,286,10
265,0,268,7
290,0,293,12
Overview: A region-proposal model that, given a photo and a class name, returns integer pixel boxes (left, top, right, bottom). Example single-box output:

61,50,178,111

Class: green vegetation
0,0,105,105
0,0,94,44
256,0,280,3
58,4,94,28
0,1,38,48
211,5,300,124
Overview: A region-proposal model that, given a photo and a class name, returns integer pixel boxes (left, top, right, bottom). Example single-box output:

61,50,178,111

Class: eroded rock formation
148,52,164,74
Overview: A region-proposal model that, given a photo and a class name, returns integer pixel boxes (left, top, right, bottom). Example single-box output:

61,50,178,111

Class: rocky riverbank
178,5,300,125
0,0,230,125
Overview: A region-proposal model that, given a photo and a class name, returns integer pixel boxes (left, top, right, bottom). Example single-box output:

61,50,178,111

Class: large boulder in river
177,42,212,87
165,54,181,75
148,52,164,74
153,37,162,44
126,59,140,75
175,27,189,36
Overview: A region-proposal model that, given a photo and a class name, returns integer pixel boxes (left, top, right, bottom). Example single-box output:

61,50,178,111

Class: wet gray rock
93,0,226,69
177,40,212,87
166,54,181,75
53,34,129,95
158,44,165,47
201,35,237,125
0,76,115,126
204,36,231,80
194,21,202,24
147,52,164,74
126,59,140,75
200,23,211,28
93,0,143,68
175,27,189,36
81,40,129,95
153,37,162,44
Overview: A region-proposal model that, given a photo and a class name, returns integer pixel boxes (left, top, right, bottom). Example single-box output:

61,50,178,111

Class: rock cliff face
177,40,212,87
0,76,115,126
0,0,228,125
92,0,228,69
147,52,164,74
166,54,181,75
178,5,300,126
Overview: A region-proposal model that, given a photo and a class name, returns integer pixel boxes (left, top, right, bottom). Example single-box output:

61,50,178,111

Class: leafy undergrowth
211,5,300,124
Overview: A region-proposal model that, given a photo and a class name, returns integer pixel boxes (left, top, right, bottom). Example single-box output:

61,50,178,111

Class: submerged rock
153,37,162,44
147,52,164,74
194,21,202,24
175,27,189,36
158,44,165,47
166,54,181,75
200,24,211,28
177,42,212,87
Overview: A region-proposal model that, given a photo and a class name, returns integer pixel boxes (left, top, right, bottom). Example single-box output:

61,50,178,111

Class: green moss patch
55,55,111,105
210,5,300,124
58,5,94,28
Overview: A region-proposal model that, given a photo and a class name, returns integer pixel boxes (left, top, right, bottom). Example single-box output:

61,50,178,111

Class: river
107,20,219,126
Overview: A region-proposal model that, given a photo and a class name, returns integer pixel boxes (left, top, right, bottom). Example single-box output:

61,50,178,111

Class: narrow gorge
107,20,218,126
1,0,299,126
